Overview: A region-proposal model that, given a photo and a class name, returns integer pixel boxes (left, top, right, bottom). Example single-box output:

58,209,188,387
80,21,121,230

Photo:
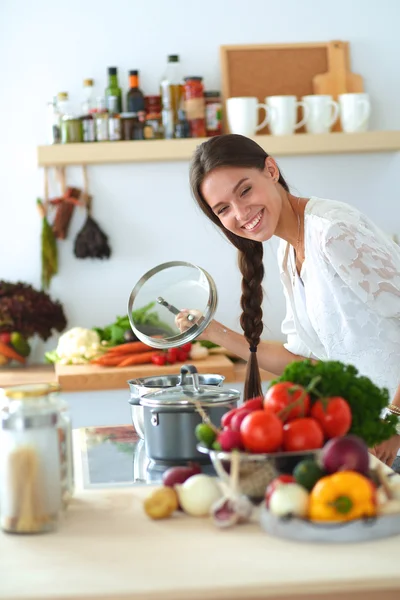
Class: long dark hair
189,134,289,400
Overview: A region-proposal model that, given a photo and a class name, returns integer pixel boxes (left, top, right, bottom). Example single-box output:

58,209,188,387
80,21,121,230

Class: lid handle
179,364,201,393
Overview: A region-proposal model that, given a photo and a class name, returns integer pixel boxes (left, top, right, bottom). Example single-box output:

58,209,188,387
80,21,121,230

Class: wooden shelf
37,130,400,166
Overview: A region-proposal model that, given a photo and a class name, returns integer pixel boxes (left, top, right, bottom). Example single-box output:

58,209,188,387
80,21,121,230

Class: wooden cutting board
313,40,364,131
55,354,236,392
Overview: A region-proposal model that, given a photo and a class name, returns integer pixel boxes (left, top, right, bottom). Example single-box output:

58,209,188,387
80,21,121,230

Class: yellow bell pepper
308,471,376,522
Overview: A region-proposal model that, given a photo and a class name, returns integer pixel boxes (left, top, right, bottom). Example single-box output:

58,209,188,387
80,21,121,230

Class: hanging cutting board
312,40,364,131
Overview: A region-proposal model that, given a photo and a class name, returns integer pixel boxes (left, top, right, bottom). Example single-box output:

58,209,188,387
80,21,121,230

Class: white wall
1,0,399,361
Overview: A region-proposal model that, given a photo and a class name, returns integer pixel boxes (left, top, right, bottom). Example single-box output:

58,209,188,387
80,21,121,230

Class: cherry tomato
165,347,179,364
265,475,295,507
230,409,252,432
310,396,352,438
240,410,283,453
176,349,189,362
264,382,310,422
282,418,324,452
242,396,264,411
180,343,192,353
151,353,167,366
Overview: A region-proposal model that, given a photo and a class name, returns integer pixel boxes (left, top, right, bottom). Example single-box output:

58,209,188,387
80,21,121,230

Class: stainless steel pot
139,365,239,463
128,372,225,439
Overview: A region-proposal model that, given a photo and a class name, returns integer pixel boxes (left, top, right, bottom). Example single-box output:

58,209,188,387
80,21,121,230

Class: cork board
220,42,350,134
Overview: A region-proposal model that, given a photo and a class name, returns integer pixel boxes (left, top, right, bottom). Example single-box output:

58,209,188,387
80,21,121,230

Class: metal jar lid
2,383,61,400
139,365,239,409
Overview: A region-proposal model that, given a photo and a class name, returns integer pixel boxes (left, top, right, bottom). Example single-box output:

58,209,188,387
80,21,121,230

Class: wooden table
0,457,399,600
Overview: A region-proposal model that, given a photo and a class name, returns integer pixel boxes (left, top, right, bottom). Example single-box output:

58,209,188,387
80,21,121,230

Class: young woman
180,134,400,466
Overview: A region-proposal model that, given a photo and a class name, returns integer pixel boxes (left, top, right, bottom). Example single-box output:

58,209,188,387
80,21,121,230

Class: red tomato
282,418,324,452
176,349,189,362
165,348,178,364
0,332,11,344
243,396,264,411
264,382,310,422
310,397,352,439
240,410,283,453
230,409,252,432
151,353,167,366
265,475,295,507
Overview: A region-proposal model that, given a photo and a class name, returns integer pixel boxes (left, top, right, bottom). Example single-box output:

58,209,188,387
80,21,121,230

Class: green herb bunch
274,359,398,447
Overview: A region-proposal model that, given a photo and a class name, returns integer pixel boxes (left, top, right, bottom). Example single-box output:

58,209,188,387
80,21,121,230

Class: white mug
226,96,271,136
266,95,309,136
339,93,371,133
302,95,339,134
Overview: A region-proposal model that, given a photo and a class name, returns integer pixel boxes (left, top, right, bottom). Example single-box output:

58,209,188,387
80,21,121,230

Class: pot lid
140,385,239,408
127,261,218,349
139,364,239,407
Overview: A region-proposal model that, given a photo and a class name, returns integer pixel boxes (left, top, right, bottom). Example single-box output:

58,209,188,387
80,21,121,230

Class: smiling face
200,158,283,242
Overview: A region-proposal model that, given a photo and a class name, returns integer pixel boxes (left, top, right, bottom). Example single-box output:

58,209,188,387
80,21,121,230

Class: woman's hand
369,435,400,467
175,309,203,334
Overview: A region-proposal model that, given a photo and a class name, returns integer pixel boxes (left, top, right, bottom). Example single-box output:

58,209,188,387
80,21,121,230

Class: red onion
321,435,370,475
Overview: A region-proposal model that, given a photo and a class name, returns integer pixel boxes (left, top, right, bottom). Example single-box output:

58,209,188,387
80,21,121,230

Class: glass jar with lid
61,115,83,143
183,76,206,138
0,383,74,532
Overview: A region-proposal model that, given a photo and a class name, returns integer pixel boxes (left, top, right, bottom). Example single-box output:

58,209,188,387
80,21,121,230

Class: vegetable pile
0,280,67,366
273,360,397,447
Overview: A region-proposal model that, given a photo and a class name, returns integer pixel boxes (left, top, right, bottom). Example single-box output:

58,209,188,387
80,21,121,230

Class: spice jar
143,95,164,140
183,77,206,138
121,112,144,140
0,384,67,534
61,116,83,143
205,91,222,137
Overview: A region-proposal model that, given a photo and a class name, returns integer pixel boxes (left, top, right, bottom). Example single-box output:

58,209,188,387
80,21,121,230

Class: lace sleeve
323,220,400,319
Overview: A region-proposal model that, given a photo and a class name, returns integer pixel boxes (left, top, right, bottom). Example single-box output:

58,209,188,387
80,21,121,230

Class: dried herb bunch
0,281,67,341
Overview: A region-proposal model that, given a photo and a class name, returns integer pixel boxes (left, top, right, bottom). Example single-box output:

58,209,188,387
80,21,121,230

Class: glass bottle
0,384,67,534
47,96,61,144
175,107,190,138
81,79,96,142
108,95,121,141
105,67,122,113
94,97,109,142
57,92,70,118
205,90,223,136
160,54,183,138
127,70,146,123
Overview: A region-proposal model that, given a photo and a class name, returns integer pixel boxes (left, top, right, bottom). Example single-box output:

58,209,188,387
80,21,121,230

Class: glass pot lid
127,261,218,349
139,364,239,407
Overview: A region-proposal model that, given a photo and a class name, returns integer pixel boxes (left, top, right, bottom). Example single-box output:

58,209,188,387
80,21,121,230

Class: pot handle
179,364,201,392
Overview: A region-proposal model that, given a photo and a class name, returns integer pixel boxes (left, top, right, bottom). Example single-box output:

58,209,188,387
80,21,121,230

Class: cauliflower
56,327,101,362
189,342,209,361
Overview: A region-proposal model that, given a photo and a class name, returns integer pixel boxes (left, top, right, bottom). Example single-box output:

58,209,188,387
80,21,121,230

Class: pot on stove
139,365,239,463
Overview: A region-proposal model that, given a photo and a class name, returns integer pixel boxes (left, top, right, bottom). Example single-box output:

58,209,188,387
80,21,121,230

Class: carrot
0,341,26,364
117,351,155,368
105,341,150,355
91,355,128,366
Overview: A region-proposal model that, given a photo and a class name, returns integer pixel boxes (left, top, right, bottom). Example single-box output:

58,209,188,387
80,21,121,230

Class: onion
162,464,201,488
175,474,222,517
321,435,369,475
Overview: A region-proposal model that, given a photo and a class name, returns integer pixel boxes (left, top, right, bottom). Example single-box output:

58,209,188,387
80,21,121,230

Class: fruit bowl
197,443,320,504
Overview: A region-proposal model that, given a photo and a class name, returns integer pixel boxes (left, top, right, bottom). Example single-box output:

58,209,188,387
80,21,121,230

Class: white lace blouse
278,197,400,399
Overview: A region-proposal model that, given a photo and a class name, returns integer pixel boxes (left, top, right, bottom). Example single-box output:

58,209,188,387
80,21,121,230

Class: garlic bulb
212,494,253,528
175,474,222,517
